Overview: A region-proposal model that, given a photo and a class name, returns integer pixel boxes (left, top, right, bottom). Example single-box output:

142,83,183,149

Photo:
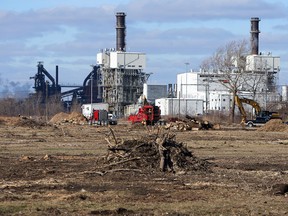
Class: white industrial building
124,17,287,118
174,53,281,115
155,17,286,117
153,51,282,118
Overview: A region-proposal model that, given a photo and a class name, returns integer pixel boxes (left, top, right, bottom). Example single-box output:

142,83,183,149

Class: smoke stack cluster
250,17,261,55
116,12,126,52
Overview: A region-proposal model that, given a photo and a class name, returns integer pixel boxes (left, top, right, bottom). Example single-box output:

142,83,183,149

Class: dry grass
1,119,288,215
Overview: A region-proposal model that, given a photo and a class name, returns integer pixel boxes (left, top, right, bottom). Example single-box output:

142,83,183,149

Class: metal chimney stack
250,17,261,55
116,12,126,52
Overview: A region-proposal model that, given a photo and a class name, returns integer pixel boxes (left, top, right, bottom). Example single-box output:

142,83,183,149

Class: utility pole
90,66,94,122
185,62,189,98
184,62,190,116
178,91,181,119
45,81,49,122
265,69,268,110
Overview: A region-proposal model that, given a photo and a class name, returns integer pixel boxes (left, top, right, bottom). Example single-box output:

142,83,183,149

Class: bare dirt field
1,115,288,215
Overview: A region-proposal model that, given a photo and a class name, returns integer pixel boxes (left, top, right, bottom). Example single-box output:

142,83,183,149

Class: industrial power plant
4,6,288,215
158,17,282,117
29,13,286,119
30,12,151,116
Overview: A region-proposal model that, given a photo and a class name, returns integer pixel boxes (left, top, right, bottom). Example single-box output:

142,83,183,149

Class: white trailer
155,98,204,116
81,103,109,119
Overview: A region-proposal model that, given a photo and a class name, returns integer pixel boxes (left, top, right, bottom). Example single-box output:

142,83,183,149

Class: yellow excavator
234,95,281,126
235,95,261,125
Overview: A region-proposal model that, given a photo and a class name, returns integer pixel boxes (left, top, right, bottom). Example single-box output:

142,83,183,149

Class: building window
223,99,226,101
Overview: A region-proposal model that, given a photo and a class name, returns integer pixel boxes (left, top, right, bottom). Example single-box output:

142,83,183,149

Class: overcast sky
1,0,288,97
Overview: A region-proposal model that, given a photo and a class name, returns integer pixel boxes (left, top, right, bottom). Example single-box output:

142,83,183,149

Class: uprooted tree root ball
96,127,212,174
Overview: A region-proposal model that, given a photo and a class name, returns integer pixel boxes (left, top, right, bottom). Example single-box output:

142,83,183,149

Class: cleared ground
1,116,288,215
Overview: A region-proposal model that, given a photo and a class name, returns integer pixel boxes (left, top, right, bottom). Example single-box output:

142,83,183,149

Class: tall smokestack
250,17,261,55
116,12,126,51
55,65,59,87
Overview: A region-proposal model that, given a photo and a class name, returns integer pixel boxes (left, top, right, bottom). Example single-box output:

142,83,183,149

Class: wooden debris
99,128,212,174
165,115,216,131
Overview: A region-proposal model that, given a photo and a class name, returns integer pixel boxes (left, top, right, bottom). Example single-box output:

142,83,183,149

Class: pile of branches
99,127,212,174
165,115,215,131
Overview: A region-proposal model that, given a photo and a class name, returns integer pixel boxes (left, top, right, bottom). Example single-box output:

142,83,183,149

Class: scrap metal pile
97,127,212,174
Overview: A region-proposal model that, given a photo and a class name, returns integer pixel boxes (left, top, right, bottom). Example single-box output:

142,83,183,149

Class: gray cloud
121,0,288,22
0,0,287,88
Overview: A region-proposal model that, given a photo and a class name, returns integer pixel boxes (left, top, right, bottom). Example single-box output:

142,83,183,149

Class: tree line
0,94,81,119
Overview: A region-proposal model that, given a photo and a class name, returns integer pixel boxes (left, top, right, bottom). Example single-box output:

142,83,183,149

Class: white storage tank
155,98,203,116
282,85,288,101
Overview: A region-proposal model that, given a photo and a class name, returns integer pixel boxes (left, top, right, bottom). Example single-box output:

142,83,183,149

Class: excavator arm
239,97,261,115
235,95,262,125
235,95,247,125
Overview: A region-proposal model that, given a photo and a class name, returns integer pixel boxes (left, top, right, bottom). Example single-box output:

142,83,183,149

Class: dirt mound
0,116,47,128
49,112,86,125
50,112,70,123
98,130,212,174
0,116,21,126
15,118,48,128
257,119,288,132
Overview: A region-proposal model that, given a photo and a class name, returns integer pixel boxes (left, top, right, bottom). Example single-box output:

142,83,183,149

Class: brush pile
164,115,217,131
99,128,212,174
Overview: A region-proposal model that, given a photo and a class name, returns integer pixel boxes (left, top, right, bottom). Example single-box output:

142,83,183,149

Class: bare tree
0,93,65,120
242,72,265,100
70,99,82,113
45,94,64,119
201,40,249,123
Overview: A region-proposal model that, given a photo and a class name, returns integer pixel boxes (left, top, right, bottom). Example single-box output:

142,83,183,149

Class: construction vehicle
81,103,109,120
81,102,117,125
245,116,270,127
108,113,118,125
235,95,261,125
235,95,281,126
128,104,161,125
86,109,117,126
128,95,166,125
89,109,109,125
